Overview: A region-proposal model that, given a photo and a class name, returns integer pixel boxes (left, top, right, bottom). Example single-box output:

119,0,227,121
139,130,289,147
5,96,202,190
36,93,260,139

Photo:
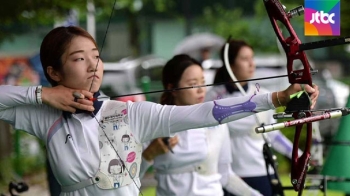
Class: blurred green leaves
199,3,280,53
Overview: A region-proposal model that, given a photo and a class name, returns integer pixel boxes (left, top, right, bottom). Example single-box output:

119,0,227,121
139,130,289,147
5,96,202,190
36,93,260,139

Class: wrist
35,85,43,105
41,87,49,105
273,91,288,107
279,90,289,106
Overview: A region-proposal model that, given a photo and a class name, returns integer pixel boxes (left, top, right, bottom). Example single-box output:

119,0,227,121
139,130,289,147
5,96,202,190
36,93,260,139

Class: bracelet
277,91,283,106
35,85,43,105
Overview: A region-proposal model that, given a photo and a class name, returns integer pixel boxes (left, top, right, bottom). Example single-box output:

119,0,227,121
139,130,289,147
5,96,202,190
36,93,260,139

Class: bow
257,0,350,195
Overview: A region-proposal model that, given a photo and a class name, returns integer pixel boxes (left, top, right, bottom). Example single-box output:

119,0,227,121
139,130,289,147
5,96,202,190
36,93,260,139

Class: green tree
0,0,177,56
199,2,282,53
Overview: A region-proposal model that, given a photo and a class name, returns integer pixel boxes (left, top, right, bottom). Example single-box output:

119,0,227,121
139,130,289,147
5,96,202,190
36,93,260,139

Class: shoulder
206,85,227,100
208,85,226,93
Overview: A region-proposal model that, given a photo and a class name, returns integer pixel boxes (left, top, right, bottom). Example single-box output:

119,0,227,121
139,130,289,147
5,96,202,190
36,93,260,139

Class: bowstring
88,0,143,195
98,74,289,99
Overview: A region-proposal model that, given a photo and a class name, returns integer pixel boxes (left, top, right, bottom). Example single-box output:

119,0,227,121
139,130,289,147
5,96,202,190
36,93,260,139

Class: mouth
88,75,99,79
198,96,204,101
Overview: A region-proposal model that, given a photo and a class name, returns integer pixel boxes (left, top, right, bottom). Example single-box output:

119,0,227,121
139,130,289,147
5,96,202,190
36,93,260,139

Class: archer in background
0,26,318,196
206,39,302,196
140,54,263,196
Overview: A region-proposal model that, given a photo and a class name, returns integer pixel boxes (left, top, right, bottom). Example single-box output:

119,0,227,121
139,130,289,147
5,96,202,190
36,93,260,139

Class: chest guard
94,100,142,189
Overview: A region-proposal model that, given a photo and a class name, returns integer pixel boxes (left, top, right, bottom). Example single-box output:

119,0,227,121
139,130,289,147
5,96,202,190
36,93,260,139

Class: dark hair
160,54,202,105
214,40,252,83
40,26,98,86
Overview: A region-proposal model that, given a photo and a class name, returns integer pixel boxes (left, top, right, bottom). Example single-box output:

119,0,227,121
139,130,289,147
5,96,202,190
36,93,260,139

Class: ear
46,66,62,83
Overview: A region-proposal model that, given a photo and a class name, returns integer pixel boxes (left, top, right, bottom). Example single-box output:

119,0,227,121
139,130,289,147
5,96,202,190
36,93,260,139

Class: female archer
140,54,263,196
206,39,303,196
0,26,319,196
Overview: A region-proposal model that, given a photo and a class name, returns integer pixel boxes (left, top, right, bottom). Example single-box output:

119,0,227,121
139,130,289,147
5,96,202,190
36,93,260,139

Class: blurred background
1,0,350,195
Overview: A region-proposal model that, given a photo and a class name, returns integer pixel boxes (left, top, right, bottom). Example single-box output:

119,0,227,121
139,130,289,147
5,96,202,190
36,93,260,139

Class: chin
90,84,102,93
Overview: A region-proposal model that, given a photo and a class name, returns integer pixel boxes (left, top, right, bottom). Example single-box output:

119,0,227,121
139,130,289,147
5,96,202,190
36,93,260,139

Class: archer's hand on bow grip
287,84,319,110
273,84,318,109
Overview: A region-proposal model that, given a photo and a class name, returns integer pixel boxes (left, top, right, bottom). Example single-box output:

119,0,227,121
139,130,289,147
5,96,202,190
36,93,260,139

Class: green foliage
0,157,14,191
339,76,350,86
0,131,46,192
199,4,280,53
340,0,350,36
12,131,46,176
142,0,175,13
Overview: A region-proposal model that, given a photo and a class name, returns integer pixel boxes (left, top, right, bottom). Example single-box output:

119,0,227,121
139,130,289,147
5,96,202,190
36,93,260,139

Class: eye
75,57,84,61
95,55,100,59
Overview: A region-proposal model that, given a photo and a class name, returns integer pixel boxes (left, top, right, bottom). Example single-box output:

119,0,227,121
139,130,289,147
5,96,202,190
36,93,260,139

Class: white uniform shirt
150,125,231,196
0,85,275,196
206,84,296,177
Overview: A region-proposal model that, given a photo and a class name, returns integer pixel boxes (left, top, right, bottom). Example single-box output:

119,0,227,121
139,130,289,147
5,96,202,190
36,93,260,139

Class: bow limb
223,43,262,124
223,43,246,95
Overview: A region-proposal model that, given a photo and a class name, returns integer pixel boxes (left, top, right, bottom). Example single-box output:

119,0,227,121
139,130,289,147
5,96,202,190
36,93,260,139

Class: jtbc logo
310,11,335,24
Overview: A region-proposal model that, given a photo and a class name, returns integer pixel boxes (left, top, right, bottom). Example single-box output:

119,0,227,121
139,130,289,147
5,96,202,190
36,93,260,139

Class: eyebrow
69,48,98,56
186,77,205,82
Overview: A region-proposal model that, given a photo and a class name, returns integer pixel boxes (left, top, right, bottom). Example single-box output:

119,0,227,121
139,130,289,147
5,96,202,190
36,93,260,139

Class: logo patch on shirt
65,134,73,144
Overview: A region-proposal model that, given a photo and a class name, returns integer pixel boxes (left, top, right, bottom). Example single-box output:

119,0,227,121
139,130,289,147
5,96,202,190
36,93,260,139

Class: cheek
187,89,199,98
178,90,193,99
62,64,81,77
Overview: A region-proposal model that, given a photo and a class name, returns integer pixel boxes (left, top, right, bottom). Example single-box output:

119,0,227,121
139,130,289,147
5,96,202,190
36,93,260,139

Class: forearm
129,93,274,142
0,85,38,111
169,93,275,132
0,85,49,136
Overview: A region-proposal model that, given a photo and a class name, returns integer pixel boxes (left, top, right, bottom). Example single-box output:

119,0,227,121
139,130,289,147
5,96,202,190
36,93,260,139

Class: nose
88,59,99,72
197,86,206,93
88,66,97,73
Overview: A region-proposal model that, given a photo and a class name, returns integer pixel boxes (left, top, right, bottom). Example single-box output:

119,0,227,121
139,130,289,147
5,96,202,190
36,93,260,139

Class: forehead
66,36,97,53
238,46,253,56
180,65,203,80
